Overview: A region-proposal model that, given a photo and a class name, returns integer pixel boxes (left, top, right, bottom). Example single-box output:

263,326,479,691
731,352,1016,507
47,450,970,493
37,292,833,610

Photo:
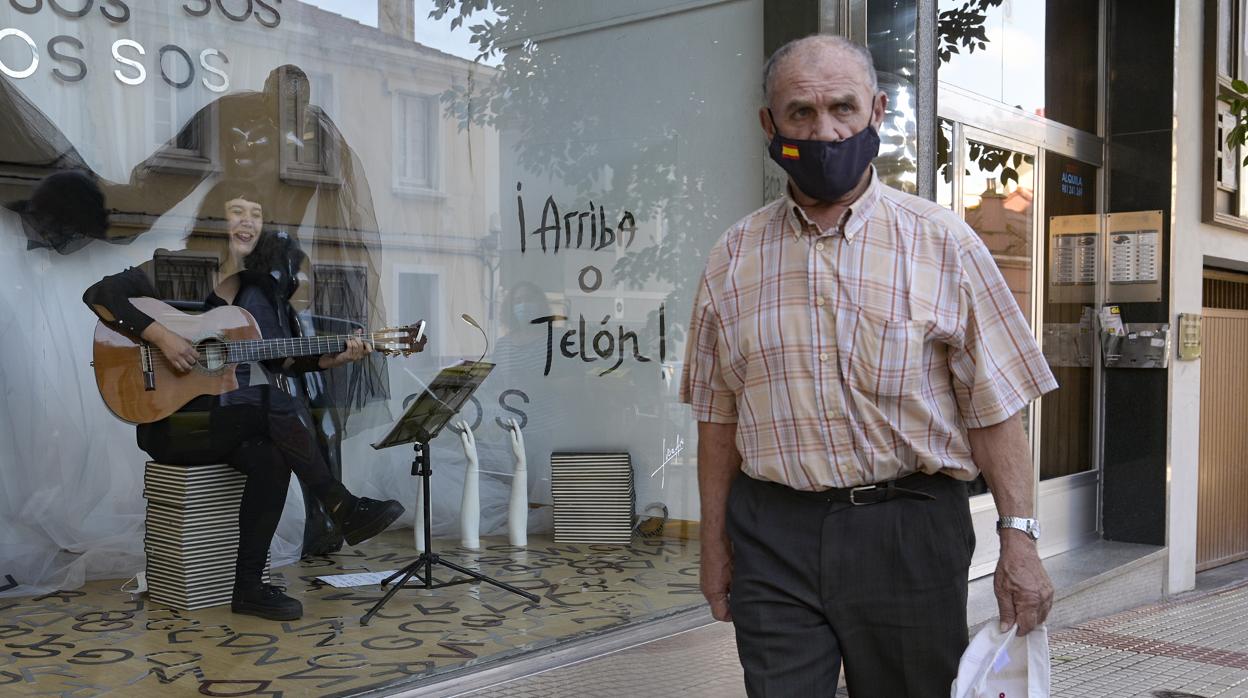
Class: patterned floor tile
0,531,702,696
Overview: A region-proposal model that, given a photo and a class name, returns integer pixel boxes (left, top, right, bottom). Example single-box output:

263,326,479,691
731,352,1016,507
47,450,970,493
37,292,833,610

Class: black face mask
767,109,881,202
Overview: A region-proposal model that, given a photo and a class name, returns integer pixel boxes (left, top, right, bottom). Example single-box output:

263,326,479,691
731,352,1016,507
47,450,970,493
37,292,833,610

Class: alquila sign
0,0,282,91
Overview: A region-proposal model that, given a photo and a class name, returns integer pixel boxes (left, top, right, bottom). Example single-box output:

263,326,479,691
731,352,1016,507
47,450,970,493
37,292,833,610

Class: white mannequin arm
507,418,528,547
456,420,481,549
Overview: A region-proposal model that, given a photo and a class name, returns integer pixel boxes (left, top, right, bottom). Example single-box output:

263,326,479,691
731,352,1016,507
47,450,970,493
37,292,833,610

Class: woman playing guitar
83,183,425,621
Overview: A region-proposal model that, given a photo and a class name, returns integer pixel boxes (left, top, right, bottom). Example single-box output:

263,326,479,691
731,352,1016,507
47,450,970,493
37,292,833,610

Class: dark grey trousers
726,472,975,697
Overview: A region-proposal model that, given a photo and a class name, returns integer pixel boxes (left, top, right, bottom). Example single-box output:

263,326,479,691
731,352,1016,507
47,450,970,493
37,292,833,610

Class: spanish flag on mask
781,144,800,160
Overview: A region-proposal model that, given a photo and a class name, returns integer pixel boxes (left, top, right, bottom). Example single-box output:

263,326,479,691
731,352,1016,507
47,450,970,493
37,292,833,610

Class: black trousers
726,472,974,697
140,386,335,588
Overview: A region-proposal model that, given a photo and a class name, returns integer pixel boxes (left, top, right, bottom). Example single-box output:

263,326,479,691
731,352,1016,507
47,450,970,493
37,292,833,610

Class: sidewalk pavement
1049,577,1248,696
460,564,1248,697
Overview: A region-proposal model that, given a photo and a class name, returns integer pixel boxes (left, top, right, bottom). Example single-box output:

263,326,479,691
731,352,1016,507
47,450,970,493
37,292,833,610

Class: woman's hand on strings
141,323,199,374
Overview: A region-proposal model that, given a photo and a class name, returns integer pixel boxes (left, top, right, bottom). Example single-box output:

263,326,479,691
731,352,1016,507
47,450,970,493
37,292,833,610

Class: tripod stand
360,441,540,625
359,360,539,626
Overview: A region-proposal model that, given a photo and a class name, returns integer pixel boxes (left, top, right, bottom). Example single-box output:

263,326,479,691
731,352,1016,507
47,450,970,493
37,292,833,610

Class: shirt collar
783,167,883,243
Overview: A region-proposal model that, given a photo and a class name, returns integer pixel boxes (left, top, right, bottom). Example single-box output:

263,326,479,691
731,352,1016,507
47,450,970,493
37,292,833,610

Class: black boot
231,583,302,621
301,491,345,557
333,497,405,546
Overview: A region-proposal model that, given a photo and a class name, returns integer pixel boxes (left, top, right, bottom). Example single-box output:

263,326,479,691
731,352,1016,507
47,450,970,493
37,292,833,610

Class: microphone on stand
461,313,489,364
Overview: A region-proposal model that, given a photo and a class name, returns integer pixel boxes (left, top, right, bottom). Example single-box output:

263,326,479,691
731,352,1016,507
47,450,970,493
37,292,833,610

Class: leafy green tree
937,0,1003,63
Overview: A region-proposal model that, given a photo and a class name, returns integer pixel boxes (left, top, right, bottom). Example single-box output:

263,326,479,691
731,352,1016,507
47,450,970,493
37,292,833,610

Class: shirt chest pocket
838,309,928,398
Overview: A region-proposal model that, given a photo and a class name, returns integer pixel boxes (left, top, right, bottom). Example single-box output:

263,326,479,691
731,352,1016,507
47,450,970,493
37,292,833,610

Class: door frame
944,121,1103,578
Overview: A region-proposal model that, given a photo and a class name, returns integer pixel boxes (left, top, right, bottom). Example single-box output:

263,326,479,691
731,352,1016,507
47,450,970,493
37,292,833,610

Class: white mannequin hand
507,418,526,470
506,418,529,547
456,420,479,469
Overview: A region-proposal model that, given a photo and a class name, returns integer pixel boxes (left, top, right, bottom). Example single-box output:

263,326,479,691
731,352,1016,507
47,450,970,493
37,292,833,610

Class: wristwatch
996,516,1041,541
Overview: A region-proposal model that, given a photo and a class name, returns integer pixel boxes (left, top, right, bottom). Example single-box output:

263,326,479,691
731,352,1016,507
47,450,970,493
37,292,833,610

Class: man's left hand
994,532,1054,635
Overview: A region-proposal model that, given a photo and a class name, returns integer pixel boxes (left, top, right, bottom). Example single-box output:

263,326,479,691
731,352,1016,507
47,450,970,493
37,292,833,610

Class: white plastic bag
950,623,1050,698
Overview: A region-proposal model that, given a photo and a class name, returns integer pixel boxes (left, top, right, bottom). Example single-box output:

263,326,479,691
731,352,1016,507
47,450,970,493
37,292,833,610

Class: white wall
1167,0,1248,594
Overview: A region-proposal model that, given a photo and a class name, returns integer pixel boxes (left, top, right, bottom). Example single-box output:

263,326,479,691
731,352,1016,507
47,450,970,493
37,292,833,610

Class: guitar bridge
140,345,156,391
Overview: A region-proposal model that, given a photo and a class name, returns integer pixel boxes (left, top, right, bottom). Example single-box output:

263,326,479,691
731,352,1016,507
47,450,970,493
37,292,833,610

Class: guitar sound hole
196,338,228,372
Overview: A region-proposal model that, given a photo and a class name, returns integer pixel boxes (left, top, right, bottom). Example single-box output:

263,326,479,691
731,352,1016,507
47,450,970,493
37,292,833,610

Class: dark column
765,0,820,56
1101,0,1176,546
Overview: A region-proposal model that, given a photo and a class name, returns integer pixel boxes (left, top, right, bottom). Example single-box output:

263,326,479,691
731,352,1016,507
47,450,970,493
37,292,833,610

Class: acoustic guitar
93,297,425,424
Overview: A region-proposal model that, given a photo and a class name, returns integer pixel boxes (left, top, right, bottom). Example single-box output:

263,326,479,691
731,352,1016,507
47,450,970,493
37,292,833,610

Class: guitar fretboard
225,333,385,363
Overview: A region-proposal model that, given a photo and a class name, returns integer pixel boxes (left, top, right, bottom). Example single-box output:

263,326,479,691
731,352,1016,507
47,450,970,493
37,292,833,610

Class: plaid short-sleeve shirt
680,172,1057,490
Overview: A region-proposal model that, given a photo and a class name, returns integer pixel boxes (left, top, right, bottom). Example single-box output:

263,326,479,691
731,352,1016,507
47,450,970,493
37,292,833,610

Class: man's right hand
141,323,198,374
701,540,734,622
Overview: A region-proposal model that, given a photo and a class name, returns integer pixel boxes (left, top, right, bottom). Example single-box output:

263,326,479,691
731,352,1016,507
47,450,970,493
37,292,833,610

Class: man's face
225,197,262,258
760,47,887,143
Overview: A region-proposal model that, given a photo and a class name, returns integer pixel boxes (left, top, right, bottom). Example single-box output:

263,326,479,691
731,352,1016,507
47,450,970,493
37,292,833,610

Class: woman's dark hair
241,229,306,301
203,180,265,218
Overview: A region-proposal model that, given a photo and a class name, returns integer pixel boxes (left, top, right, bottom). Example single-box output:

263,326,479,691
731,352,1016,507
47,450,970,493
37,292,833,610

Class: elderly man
681,35,1057,695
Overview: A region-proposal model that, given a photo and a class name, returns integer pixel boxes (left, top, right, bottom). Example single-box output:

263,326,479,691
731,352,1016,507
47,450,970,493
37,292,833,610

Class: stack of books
550,452,634,544
143,462,268,611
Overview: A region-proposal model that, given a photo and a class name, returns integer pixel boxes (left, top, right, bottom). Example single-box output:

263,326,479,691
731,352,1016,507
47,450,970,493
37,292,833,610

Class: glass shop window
0,1,761,688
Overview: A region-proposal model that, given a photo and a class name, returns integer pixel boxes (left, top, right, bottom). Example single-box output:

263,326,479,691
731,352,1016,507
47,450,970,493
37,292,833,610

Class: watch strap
996,516,1040,540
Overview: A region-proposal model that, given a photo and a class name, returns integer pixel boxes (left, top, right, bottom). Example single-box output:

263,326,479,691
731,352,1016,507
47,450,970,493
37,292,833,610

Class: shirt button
815,297,826,307
826,409,836,419
815,242,825,251
819,352,829,362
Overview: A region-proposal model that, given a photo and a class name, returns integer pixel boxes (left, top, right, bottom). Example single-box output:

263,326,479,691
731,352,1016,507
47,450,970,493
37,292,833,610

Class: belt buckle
849,484,877,506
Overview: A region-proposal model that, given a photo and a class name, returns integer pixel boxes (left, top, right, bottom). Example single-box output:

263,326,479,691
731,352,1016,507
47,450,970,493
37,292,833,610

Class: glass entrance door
938,121,1100,577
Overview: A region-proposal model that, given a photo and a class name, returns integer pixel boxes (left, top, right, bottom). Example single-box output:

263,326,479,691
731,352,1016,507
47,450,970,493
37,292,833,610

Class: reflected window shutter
154,255,218,304
313,265,369,331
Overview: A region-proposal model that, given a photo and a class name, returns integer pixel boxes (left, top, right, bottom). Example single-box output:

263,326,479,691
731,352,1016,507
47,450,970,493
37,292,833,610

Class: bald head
763,35,878,108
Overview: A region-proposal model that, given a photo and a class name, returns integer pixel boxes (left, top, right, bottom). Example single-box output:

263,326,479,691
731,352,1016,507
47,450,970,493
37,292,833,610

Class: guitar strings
140,332,401,367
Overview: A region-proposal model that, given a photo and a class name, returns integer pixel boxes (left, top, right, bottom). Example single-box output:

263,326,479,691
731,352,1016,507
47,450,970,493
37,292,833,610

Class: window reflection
957,136,1035,496
961,138,1035,322
937,0,1098,133
1217,0,1234,76
937,118,954,209
1040,153,1099,481
868,0,919,194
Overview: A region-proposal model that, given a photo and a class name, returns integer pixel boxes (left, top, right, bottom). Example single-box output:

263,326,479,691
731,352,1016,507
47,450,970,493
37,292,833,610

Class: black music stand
360,360,540,626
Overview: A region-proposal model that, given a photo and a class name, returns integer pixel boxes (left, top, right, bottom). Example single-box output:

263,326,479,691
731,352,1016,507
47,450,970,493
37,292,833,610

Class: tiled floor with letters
0,531,702,697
